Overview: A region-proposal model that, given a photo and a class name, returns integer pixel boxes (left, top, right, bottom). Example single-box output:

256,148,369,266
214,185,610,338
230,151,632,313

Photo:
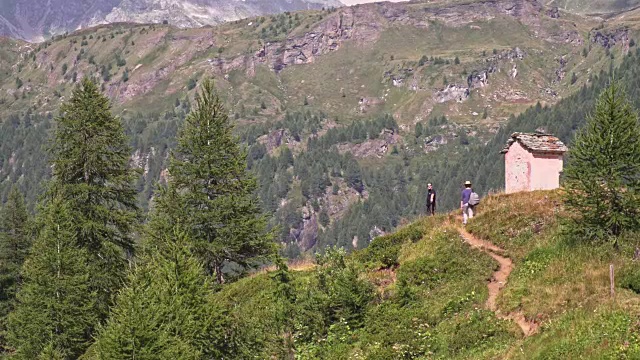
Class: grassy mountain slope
213,190,640,358
548,0,640,15
1,0,640,256
0,0,622,126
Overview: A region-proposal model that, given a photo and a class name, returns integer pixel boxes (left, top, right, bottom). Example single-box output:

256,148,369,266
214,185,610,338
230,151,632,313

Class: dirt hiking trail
457,225,538,337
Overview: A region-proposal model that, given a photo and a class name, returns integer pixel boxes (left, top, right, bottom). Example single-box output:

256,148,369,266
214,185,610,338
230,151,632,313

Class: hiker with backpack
461,180,480,225
426,183,436,216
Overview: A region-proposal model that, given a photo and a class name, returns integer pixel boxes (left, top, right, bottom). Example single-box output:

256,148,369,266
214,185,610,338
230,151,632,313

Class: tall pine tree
0,186,30,352
7,197,97,359
87,228,229,359
563,79,640,245
149,79,273,283
47,77,139,316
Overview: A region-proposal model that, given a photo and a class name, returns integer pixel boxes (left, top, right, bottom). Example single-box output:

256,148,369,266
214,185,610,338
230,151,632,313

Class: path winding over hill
457,226,538,337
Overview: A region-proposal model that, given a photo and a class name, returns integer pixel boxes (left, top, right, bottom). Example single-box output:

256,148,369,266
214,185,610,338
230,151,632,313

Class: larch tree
0,186,30,352
47,77,139,316
148,79,273,283
563,79,640,246
87,229,229,359
7,198,97,359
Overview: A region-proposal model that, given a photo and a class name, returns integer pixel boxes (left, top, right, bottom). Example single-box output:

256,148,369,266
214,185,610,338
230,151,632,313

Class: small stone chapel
500,132,568,194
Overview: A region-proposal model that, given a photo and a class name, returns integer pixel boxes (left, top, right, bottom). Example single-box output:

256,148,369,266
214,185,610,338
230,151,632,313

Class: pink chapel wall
505,141,564,193
530,152,563,191
504,141,533,194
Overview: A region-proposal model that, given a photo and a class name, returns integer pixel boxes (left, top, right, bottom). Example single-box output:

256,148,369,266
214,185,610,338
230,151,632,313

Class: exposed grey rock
0,0,342,42
435,84,469,103
591,28,629,49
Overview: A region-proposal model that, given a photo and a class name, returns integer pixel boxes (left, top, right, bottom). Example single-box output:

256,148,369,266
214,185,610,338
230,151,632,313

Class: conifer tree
0,186,30,352
7,198,97,359
47,77,139,316
149,79,273,283
88,229,229,359
563,79,640,245
271,257,296,359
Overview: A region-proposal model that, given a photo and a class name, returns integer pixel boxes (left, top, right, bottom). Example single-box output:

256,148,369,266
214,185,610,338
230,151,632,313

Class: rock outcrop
590,28,629,49
435,84,470,103
336,128,399,158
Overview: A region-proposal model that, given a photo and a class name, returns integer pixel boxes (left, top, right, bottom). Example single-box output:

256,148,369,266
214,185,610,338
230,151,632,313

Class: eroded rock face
359,97,385,113
435,84,469,103
467,64,498,89
547,6,560,18
424,134,448,152
257,129,300,152
591,28,629,49
336,128,399,158
555,55,567,82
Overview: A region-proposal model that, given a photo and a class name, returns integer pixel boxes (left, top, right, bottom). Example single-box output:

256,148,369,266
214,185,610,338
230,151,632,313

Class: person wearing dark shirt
460,180,474,225
426,183,436,216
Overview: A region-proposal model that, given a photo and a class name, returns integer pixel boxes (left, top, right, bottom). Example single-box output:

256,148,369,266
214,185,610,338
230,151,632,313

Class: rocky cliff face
0,0,343,42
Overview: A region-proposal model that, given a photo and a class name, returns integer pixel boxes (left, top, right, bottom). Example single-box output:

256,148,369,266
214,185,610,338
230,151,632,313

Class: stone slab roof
501,132,568,154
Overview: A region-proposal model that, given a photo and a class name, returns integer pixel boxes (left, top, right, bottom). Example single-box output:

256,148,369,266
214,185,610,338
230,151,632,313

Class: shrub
620,265,640,294
316,247,374,325
187,78,197,90
354,222,426,269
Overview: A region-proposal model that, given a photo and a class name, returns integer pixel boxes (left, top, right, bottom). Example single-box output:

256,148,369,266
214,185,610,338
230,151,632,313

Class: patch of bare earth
457,225,538,337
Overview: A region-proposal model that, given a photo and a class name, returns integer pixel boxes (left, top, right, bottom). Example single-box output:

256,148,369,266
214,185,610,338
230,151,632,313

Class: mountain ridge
0,0,343,42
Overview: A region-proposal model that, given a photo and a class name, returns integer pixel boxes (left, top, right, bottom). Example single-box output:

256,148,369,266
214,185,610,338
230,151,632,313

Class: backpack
469,192,480,206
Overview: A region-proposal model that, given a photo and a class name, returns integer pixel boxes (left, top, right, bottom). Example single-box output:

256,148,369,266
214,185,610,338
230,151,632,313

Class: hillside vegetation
1,0,640,258
210,190,640,358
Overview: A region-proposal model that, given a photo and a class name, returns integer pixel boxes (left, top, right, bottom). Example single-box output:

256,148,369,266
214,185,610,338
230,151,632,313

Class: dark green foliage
7,198,97,359
563,79,640,244
48,77,139,320
315,247,374,326
344,155,364,193
319,210,330,227
415,122,424,138
354,221,426,269
149,79,274,283
187,78,197,90
88,229,230,359
571,72,578,85
620,265,640,294
61,63,68,75
270,257,296,358
0,186,30,351
121,69,129,83
101,65,111,81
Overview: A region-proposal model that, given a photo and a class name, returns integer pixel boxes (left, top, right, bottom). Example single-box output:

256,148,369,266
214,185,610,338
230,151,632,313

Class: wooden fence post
610,264,615,298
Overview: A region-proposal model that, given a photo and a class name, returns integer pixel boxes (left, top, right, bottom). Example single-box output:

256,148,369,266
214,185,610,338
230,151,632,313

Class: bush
354,222,426,269
620,265,640,294
187,78,197,90
315,247,374,325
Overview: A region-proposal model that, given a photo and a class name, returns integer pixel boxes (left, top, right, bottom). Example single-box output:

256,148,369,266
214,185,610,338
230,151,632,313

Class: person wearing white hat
461,180,474,225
